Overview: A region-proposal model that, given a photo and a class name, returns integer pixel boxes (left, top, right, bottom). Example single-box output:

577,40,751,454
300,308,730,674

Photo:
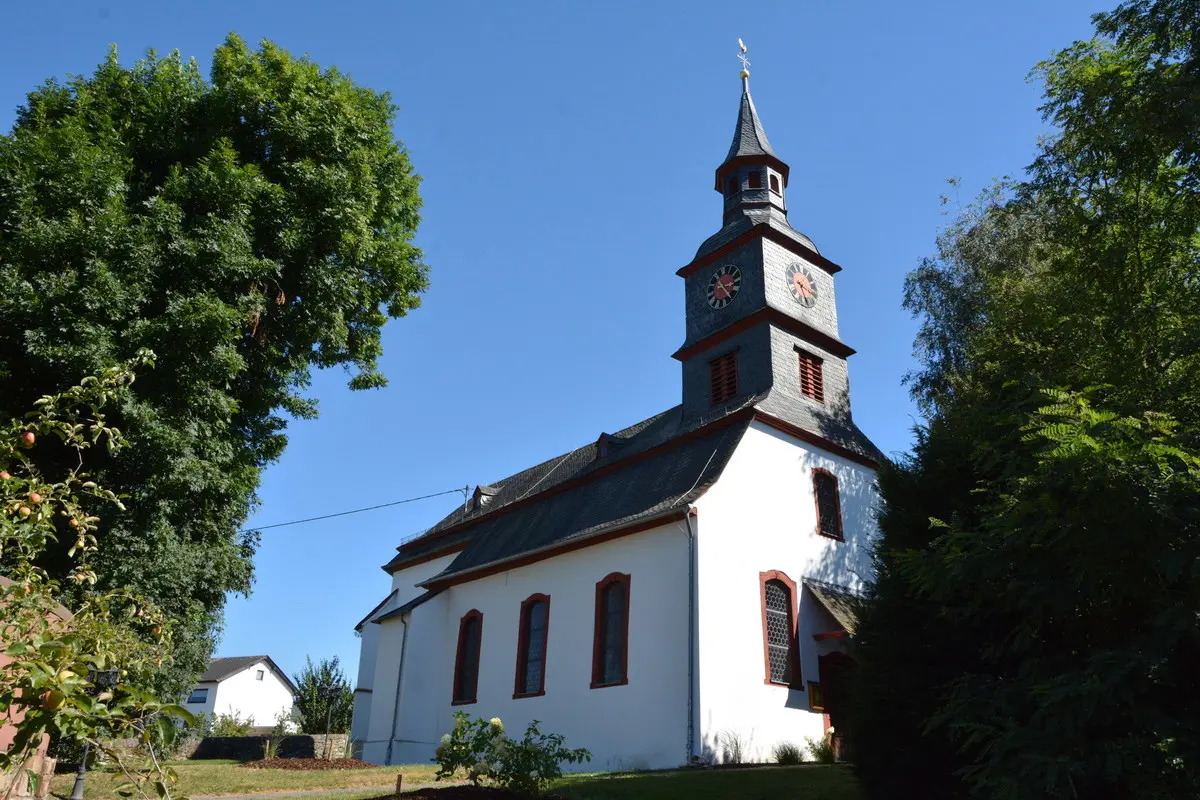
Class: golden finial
737,38,750,79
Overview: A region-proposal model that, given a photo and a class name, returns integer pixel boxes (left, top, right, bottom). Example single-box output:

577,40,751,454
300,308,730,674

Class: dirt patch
362,788,565,799
241,758,376,771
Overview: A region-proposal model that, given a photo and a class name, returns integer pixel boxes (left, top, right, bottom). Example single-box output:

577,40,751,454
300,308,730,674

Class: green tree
292,656,353,735
0,35,426,694
853,1,1200,796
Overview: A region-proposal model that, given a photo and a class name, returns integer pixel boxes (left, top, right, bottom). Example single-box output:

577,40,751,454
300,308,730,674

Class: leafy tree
0,35,426,694
1,357,191,800
853,1,1200,796
292,656,353,735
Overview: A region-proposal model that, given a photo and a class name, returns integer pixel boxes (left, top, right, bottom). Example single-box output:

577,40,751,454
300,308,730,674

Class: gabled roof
199,656,298,694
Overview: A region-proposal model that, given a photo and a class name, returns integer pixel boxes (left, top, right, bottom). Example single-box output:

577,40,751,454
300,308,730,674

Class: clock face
786,263,819,308
707,264,743,309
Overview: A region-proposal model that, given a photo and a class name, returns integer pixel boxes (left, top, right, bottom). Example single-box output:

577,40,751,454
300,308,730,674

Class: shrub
211,711,255,738
717,729,753,764
807,730,836,764
772,741,805,765
433,712,590,796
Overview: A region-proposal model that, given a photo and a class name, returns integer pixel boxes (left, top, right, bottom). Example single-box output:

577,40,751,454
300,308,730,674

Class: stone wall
181,734,350,761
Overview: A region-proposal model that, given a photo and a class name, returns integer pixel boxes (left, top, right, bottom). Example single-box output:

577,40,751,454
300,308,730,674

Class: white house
184,656,298,731
351,71,882,771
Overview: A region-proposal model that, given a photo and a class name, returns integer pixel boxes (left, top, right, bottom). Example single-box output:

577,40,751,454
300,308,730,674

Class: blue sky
1,0,1104,684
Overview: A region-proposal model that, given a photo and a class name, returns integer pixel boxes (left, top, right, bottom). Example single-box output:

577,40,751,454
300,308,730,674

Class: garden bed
241,757,377,770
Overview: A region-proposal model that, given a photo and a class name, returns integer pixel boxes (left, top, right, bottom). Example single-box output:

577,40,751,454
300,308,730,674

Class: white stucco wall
353,552,461,758
692,420,879,762
362,524,692,772
184,660,296,729
183,682,218,721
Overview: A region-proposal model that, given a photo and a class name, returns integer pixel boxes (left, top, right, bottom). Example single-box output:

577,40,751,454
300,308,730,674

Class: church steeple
714,76,790,225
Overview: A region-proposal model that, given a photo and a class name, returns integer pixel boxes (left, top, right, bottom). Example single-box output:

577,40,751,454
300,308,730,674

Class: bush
211,711,255,738
433,712,590,796
772,741,805,765
716,729,753,764
807,731,836,764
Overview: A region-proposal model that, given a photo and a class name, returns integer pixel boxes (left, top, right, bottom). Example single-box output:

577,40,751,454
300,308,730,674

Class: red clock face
707,264,743,309
785,263,819,308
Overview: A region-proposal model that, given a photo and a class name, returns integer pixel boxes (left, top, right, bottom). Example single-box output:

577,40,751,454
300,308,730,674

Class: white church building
350,70,883,771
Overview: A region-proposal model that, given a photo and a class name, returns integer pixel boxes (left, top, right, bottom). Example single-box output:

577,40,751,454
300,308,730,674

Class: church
350,65,884,770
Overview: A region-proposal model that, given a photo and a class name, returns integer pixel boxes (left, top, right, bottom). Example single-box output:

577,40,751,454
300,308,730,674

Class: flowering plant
433,712,590,796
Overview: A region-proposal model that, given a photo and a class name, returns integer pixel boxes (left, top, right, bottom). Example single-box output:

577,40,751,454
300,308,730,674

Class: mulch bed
240,758,376,770
362,788,566,799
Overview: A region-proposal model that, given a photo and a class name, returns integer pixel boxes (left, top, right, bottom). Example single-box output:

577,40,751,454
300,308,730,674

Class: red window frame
513,593,551,698
709,352,738,405
591,572,631,689
759,570,802,687
796,347,825,403
451,609,483,705
769,173,781,194
813,469,844,541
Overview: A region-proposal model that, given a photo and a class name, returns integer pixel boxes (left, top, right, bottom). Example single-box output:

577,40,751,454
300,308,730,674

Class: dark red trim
677,223,842,279
396,409,754,568
451,609,483,705
813,469,845,541
751,411,879,469
672,306,855,362
591,572,631,689
813,630,849,641
513,593,551,699
759,570,802,688
383,541,468,574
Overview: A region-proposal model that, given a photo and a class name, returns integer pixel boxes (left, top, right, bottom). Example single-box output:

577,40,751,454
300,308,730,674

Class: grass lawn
50,761,862,799
50,759,437,798
555,765,863,800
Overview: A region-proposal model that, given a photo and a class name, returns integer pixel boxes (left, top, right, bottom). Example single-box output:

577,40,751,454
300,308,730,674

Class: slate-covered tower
674,75,879,463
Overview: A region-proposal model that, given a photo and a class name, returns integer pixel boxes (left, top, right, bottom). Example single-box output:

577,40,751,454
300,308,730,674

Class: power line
240,486,469,533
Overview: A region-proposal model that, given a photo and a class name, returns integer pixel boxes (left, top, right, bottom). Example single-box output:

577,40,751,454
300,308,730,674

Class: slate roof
374,589,444,623
724,78,779,162
199,656,298,694
805,580,862,636
694,206,820,261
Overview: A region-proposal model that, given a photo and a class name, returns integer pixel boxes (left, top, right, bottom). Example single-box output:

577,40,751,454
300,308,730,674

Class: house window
186,687,208,704
726,175,739,196
514,594,551,697
709,352,738,405
760,571,800,686
748,170,762,189
770,174,781,194
797,349,825,403
256,670,264,681
591,573,630,688
452,610,484,704
813,470,843,541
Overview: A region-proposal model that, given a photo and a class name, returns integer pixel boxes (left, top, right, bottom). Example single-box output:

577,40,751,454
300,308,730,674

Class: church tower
674,71,880,463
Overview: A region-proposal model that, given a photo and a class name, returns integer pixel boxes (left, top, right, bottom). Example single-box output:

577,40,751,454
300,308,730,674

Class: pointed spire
723,76,779,163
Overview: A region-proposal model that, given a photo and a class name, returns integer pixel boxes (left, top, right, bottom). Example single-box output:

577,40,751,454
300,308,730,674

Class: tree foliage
0,35,426,693
1,358,191,800
853,1,1200,796
292,656,352,735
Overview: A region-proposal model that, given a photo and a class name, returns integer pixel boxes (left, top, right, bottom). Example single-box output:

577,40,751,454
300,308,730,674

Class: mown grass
554,765,863,800
50,759,438,798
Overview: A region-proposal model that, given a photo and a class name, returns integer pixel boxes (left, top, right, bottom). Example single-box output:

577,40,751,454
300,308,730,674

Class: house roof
353,590,398,632
373,589,444,623
805,580,861,636
199,656,298,694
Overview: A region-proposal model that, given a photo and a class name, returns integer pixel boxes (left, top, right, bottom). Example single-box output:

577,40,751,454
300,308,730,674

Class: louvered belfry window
764,580,795,684
748,170,762,189
814,470,843,540
710,352,738,405
798,349,825,403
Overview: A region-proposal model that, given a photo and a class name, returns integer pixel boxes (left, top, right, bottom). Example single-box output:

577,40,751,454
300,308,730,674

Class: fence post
394,773,403,798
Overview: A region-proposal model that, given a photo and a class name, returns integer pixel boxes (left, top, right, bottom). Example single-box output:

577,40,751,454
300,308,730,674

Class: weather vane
737,38,750,78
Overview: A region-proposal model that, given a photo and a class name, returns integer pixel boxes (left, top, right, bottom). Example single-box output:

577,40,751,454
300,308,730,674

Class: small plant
772,741,805,765
433,712,590,796
211,711,255,738
806,728,837,764
717,729,753,764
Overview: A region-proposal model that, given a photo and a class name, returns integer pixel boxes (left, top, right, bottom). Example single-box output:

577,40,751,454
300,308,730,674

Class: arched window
769,174,781,194
591,572,631,688
759,571,800,686
748,170,762,189
726,175,739,196
514,594,551,697
452,610,483,704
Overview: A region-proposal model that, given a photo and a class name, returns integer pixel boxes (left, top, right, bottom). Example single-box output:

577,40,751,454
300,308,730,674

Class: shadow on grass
555,764,863,800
